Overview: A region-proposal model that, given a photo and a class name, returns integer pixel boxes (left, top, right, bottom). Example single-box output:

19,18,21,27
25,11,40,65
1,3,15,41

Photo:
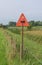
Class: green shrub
8,28,20,34
27,25,32,31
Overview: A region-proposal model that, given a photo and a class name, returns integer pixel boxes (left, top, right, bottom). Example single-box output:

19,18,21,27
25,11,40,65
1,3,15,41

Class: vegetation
0,21,42,65
0,29,8,65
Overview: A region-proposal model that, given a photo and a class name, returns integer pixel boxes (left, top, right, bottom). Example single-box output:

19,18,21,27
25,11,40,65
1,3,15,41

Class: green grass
5,28,42,65
32,26,42,30
0,27,42,65
0,30,8,65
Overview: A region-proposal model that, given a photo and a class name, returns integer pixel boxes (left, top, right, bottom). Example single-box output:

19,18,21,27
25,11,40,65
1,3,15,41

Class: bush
8,28,20,34
27,25,32,31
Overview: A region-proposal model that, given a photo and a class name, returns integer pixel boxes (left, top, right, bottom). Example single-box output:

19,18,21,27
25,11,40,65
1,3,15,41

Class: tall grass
24,31,42,44
7,27,20,34
5,28,42,65
0,27,42,65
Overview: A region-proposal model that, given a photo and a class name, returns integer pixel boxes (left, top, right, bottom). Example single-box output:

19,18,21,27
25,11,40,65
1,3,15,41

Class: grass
5,27,42,65
32,26,42,30
0,26,42,65
0,29,8,65
24,30,42,43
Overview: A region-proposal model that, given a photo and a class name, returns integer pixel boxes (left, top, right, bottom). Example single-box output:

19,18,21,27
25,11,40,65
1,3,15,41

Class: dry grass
24,30,42,36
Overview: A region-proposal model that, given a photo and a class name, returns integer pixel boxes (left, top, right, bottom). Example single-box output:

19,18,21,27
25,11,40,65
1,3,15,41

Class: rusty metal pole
20,21,25,61
21,22,24,58
20,23,23,61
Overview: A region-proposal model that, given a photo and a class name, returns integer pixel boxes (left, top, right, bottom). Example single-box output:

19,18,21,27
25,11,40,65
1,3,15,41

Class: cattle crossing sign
16,13,29,26
16,13,30,60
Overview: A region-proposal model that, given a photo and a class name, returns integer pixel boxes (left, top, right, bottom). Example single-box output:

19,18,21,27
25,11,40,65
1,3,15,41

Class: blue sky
0,0,42,24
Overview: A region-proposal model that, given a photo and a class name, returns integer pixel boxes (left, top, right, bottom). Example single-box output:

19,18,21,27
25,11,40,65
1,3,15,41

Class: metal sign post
16,13,30,61
21,21,25,58
20,21,24,63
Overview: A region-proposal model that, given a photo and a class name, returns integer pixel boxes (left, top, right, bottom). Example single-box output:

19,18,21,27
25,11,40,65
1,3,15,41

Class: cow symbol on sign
16,13,29,26
16,13,30,60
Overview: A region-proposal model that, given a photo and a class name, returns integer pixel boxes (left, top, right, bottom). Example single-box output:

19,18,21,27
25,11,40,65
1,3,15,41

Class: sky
0,0,42,24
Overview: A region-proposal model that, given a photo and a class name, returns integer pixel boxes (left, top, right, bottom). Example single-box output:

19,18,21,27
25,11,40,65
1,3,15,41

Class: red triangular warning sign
16,13,30,26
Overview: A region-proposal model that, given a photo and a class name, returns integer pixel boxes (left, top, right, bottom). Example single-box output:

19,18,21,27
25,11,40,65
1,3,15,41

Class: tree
29,20,35,26
27,25,32,30
0,24,3,27
9,21,16,27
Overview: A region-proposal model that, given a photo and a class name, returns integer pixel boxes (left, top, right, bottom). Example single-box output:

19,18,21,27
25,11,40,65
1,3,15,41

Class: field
0,26,42,65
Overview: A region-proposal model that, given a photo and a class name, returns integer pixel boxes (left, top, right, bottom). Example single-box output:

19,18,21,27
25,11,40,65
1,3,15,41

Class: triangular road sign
16,13,30,26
